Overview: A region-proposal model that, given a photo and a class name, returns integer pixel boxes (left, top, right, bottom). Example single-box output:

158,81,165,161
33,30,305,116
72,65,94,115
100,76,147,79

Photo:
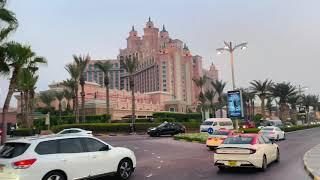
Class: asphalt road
99,127,320,180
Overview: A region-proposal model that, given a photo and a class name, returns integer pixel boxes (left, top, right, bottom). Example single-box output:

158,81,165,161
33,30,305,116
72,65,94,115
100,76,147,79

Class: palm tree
265,97,273,118
123,55,139,133
204,89,216,118
288,95,299,121
212,80,227,117
62,78,77,115
39,91,55,113
55,91,65,121
1,42,46,144
302,94,319,124
63,89,73,113
65,64,80,123
73,55,90,123
193,75,207,121
269,82,297,120
95,61,113,117
0,0,18,43
16,68,38,127
250,79,272,119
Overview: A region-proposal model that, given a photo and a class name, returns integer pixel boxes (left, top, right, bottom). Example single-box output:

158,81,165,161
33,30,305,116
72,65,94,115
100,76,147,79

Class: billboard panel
227,90,244,118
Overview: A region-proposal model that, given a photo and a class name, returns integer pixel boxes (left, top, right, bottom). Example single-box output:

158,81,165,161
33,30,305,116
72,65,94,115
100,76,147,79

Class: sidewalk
304,144,320,180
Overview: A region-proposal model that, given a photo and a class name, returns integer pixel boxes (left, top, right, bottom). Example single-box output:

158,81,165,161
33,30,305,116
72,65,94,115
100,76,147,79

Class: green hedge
33,114,111,130
153,112,201,122
51,122,201,134
13,128,35,136
155,118,176,123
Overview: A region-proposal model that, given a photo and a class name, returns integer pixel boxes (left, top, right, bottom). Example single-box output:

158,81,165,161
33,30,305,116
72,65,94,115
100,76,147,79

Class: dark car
147,122,186,137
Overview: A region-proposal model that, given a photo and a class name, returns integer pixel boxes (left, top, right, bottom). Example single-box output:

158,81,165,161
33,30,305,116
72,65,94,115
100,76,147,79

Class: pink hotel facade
20,18,219,120
80,18,219,119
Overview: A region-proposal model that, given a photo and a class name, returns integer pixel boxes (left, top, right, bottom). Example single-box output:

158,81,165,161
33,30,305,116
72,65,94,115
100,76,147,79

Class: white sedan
214,133,279,171
0,135,136,180
57,128,93,136
259,126,285,140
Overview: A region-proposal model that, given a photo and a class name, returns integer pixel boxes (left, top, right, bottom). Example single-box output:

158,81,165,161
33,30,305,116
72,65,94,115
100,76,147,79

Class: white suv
0,135,136,180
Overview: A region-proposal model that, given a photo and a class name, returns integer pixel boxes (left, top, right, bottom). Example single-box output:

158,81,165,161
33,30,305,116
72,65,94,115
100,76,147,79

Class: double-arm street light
217,41,247,90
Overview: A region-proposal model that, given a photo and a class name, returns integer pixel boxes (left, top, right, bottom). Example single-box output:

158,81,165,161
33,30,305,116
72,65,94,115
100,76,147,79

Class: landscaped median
174,124,320,143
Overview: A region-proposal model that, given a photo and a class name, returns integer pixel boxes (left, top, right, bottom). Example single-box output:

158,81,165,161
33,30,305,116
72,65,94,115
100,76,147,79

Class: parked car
241,121,256,129
56,128,93,136
200,118,234,132
147,122,186,137
259,126,285,140
214,133,279,171
206,130,235,150
283,121,293,128
0,135,136,180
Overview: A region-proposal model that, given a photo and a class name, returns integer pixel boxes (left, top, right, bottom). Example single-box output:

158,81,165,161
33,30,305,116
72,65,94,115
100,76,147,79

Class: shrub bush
155,118,176,123
51,122,201,134
152,112,201,122
13,128,35,136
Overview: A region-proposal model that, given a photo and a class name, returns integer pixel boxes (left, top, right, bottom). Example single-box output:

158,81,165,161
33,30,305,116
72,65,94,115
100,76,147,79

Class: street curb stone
304,144,320,180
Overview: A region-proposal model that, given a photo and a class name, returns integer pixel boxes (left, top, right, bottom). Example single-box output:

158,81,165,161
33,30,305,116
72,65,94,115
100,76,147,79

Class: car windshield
158,122,168,128
262,128,274,131
213,131,229,135
202,121,213,125
0,142,30,159
223,136,254,144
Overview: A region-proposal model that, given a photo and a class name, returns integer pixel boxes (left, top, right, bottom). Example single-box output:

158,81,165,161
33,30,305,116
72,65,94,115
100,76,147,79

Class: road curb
303,145,320,180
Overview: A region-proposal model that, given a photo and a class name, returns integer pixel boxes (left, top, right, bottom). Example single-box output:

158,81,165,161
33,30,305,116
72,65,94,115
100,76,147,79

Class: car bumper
214,154,263,168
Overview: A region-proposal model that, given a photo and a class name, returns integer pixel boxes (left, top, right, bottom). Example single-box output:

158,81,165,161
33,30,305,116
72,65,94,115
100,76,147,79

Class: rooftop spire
183,43,189,50
148,16,151,22
131,25,135,31
161,24,167,32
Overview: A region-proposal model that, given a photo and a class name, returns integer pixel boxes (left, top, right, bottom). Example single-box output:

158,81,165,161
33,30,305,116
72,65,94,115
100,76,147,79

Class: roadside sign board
227,90,244,118
208,127,214,135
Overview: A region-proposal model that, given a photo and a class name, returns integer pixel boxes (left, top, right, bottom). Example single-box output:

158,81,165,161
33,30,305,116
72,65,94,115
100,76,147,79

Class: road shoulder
304,144,320,180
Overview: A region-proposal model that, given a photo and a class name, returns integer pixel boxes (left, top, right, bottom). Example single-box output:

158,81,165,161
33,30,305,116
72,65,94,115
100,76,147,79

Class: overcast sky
1,0,320,107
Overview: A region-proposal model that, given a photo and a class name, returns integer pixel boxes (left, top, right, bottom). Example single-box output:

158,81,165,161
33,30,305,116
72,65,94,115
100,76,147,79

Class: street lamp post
298,85,308,124
217,41,247,130
217,41,247,90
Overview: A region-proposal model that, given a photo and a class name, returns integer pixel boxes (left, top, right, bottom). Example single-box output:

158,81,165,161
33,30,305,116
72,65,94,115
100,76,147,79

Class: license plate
228,161,237,167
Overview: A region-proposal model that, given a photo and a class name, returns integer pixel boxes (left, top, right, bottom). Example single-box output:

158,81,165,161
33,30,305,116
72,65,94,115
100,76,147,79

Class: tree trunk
24,91,29,128
130,76,136,133
251,100,255,120
59,101,62,122
80,81,85,123
105,75,110,119
1,72,18,144
20,91,24,127
261,97,265,119
29,90,35,128
219,101,223,118
75,86,79,123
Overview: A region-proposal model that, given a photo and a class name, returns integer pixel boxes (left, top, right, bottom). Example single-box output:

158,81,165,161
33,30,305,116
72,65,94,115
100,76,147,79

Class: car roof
6,134,93,144
62,128,85,131
205,118,232,122
262,126,276,129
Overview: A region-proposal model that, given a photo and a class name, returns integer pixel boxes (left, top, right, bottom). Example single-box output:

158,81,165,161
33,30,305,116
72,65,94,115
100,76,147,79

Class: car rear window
213,131,229,135
0,143,30,158
262,128,274,131
223,136,254,144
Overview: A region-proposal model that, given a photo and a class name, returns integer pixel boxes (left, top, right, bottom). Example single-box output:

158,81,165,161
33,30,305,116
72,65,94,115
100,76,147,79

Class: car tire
116,159,133,180
283,134,286,140
42,171,66,180
260,155,267,171
218,166,226,171
155,132,160,137
277,135,280,141
275,148,280,163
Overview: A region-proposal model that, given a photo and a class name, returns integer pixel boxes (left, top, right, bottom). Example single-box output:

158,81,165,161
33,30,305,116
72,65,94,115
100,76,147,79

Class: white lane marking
157,156,161,159
144,149,149,152
152,153,155,155
157,166,161,169
146,173,153,178
134,147,139,150
160,160,164,163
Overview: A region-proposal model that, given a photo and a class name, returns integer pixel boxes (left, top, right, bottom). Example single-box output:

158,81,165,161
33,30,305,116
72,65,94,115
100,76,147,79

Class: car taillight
12,159,37,169
250,149,256,154
208,138,212,140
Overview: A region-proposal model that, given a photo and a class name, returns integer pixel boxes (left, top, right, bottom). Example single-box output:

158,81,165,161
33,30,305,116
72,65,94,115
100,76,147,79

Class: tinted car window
212,131,229,135
223,136,254,144
262,136,271,144
83,138,107,152
59,138,84,153
60,130,71,134
0,143,30,158
201,121,213,126
35,140,58,155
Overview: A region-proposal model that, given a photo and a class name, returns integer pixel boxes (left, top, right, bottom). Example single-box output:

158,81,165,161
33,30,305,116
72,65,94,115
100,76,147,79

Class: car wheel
275,148,280,162
261,155,267,171
218,166,226,171
156,132,160,137
117,159,133,180
283,134,286,140
43,171,66,180
277,135,280,141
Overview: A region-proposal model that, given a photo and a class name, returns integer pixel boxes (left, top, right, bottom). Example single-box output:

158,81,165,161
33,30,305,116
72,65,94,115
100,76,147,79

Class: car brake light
249,149,256,154
208,138,212,140
13,159,37,169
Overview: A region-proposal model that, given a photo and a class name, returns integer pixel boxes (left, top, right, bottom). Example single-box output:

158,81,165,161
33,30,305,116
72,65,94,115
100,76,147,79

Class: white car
259,126,285,140
57,128,93,136
214,133,279,171
0,135,136,180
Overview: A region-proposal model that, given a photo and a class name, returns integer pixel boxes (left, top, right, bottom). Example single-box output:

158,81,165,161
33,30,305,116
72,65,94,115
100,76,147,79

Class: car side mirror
99,145,110,151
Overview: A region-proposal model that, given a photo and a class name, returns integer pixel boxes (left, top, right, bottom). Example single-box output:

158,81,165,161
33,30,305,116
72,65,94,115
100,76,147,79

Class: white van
200,118,234,132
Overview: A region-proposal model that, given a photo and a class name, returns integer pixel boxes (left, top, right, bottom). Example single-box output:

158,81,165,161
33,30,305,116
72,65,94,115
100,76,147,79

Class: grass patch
174,133,208,144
